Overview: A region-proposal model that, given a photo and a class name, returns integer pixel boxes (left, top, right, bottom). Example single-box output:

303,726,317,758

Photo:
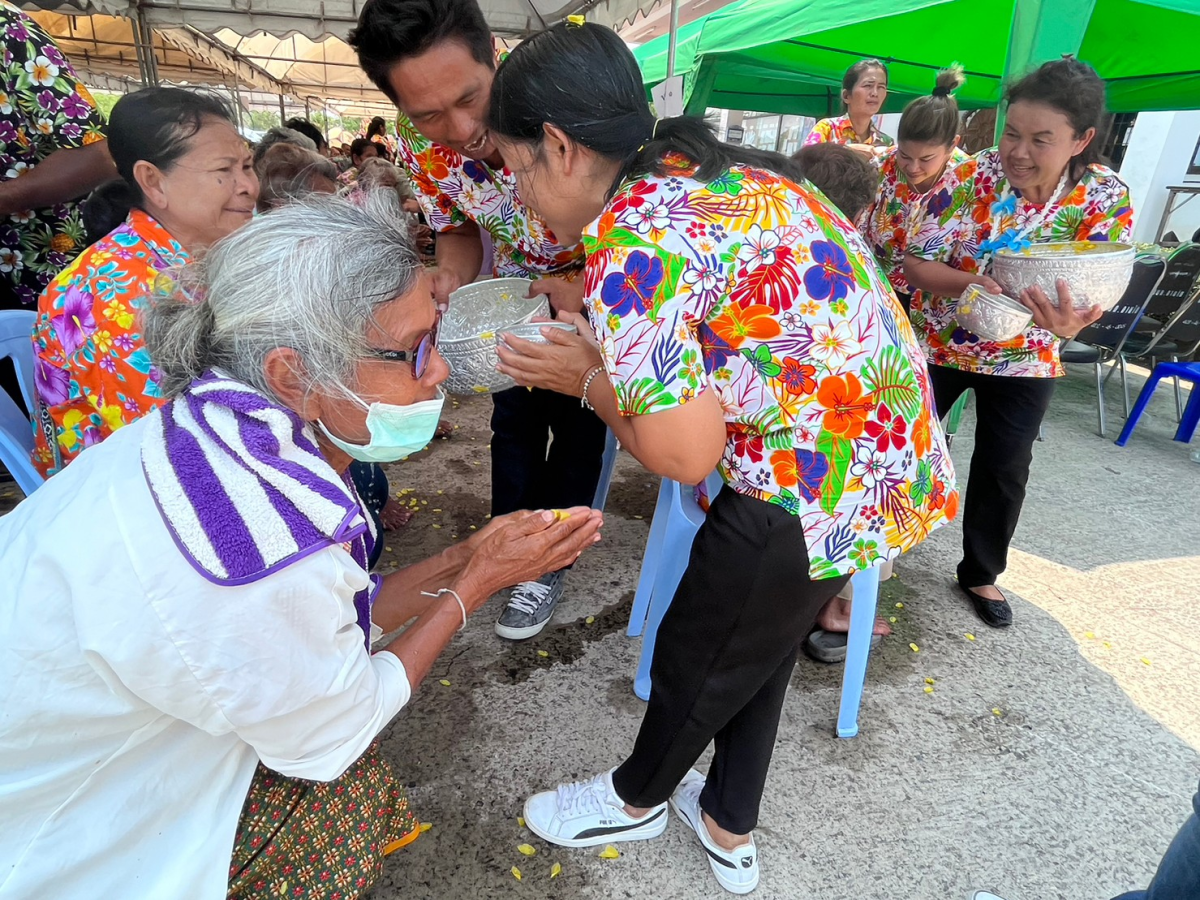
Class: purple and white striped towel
141,370,371,588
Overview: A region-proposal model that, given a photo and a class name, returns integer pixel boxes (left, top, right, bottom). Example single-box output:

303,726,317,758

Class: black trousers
930,364,1057,588
611,488,849,834
489,385,607,516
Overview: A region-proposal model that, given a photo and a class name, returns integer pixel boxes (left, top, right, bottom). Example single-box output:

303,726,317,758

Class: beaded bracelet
580,366,605,412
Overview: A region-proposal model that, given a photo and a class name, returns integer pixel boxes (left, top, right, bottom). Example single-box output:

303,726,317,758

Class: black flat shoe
957,582,1013,628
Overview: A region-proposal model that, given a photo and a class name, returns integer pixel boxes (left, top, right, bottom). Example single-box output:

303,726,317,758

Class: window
1100,113,1138,169
1188,132,1200,177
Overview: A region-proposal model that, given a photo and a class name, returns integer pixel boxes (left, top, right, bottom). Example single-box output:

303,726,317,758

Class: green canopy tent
633,0,1200,118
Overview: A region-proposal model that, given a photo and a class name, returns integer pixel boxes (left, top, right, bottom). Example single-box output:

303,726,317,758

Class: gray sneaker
495,570,566,640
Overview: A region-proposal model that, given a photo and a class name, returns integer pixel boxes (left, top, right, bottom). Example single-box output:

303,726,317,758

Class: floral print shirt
804,115,893,148
907,148,1134,378
32,210,187,476
394,113,582,278
861,146,969,297
582,159,957,579
1,2,107,308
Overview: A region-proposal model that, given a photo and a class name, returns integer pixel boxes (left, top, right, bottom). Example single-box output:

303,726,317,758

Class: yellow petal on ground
895,602,904,609
537,650,549,658
385,546,393,553
1084,631,1095,640
925,677,935,684
511,866,522,881
909,643,919,653
517,816,525,828
437,490,444,494
1141,657,1152,666
422,500,428,505
469,525,478,531
585,616,595,625
439,679,451,686
432,508,442,513
1103,641,1113,649
632,515,644,520
420,822,433,832
924,686,934,694
992,707,1002,716
889,617,897,623
550,862,562,879
598,845,620,859
431,524,442,529
517,843,537,857
965,633,976,641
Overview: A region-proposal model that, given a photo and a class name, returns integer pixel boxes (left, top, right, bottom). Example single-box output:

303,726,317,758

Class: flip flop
804,629,883,664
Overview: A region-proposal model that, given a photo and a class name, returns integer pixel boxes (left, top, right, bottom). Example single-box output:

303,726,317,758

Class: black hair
350,0,494,104
897,67,964,147
790,144,877,222
350,137,379,163
366,116,387,139
842,58,889,109
488,22,804,200
1005,57,1109,182
88,87,234,238
284,117,327,150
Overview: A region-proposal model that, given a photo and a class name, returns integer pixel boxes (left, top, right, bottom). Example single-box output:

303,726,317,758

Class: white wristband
421,588,467,631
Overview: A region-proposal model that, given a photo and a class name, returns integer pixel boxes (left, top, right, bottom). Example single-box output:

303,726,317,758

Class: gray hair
142,190,422,402
253,126,317,169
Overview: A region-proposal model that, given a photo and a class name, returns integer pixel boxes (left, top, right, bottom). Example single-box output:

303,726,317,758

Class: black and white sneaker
523,769,668,848
495,570,566,640
670,769,759,894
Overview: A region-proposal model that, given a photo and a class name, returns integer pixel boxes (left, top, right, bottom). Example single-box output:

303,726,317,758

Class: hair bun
932,65,966,99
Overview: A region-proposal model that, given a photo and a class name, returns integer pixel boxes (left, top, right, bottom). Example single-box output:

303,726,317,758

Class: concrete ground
1,365,1195,900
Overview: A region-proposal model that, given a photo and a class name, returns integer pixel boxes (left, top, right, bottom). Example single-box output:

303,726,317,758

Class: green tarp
634,0,1200,116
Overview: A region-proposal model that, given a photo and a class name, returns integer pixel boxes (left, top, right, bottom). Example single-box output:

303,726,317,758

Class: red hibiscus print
864,403,907,452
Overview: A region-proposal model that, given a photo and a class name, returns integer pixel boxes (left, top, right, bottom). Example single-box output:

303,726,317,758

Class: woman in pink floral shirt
905,59,1134,628
488,23,955,895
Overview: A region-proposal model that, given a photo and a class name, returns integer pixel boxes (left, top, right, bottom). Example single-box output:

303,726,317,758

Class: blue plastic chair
1115,361,1200,447
627,474,882,737
0,310,43,497
591,428,619,510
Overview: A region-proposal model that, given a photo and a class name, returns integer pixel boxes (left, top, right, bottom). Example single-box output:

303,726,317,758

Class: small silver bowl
991,241,1135,312
954,285,1033,342
500,321,579,343
440,278,548,395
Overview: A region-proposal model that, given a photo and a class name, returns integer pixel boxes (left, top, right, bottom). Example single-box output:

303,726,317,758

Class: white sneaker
970,894,1008,900
523,769,668,848
670,769,759,894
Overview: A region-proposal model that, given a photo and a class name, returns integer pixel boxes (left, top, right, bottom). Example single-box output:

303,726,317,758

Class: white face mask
317,390,445,464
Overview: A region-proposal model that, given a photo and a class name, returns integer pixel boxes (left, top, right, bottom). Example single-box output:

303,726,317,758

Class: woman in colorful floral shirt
488,23,956,895
905,59,1133,628
862,68,970,311
803,58,893,150
32,87,257,476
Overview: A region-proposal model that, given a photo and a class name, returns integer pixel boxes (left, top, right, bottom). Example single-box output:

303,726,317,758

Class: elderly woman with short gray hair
0,192,603,900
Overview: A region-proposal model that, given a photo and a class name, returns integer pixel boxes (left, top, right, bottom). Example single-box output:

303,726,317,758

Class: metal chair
0,310,43,497
1060,254,1166,435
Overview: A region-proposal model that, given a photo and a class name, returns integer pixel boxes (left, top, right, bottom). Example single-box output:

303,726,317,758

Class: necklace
979,165,1072,270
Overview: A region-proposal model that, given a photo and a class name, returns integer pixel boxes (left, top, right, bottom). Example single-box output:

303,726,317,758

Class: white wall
1119,110,1200,243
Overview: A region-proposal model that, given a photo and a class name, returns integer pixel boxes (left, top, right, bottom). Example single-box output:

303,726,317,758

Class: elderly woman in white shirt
0,192,603,900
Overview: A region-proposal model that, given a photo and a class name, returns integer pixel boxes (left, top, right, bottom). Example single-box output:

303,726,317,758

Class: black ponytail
488,22,805,200
88,87,235,238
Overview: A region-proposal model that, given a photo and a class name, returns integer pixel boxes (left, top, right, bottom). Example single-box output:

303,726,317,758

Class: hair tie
932,86,952,98
652,118,663,140
566,14,585,25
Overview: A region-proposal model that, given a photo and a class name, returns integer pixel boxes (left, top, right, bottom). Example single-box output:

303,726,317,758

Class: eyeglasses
367,313,440,379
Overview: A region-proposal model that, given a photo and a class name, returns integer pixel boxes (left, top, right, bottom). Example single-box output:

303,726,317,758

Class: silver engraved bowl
439,278,548,395
992,242,1135,312
954,285,1034,342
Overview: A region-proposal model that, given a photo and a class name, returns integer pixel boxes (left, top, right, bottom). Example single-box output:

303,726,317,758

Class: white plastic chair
0,310,43,497
628,474,881,738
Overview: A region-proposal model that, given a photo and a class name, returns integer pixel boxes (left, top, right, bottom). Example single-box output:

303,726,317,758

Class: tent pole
232,83,244,132
666,0,680,78
133,8,159,87
278,94,286,124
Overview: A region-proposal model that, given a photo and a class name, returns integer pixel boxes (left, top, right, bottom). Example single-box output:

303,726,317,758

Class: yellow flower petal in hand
909,643,919,653
598,845,620,859
420,822,433,833
511,866,522,881
517,844,537,857
550,862,562,879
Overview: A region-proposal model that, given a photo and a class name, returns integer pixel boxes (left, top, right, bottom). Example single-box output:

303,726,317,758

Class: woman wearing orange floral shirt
804,59,893,150
32,87,256,476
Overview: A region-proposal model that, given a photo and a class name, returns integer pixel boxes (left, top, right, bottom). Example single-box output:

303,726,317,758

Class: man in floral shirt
1,3,112,311
350,0,607,640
